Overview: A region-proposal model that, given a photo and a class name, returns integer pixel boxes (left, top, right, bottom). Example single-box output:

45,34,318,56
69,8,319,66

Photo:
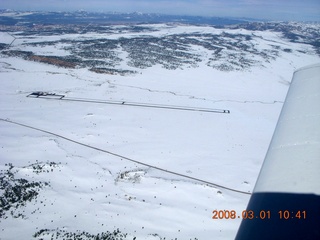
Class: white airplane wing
235,63,320,240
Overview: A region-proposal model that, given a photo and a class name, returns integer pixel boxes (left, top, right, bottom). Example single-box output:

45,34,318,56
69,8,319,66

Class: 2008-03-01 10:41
212,210,307,220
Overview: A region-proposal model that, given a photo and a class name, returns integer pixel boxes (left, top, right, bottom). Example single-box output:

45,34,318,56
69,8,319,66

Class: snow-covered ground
0,23,319,239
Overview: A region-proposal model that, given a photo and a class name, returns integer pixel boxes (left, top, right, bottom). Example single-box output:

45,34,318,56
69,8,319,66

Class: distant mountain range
0,10,250,26
0,10,319,73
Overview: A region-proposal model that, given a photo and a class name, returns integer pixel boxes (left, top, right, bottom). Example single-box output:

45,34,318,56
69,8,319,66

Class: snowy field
0,23,319,239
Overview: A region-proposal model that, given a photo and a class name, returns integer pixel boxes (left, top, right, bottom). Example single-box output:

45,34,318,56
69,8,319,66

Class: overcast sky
1,0,320,21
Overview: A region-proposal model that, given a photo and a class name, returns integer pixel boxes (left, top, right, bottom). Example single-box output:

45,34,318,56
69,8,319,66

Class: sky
1,0,320,21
